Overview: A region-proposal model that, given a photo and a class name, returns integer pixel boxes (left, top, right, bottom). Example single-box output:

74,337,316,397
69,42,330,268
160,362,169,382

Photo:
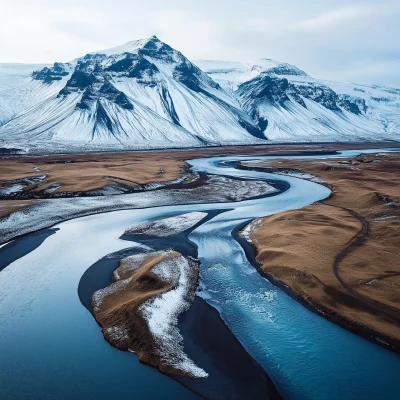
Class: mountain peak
253,59,308,77
89,35,162,57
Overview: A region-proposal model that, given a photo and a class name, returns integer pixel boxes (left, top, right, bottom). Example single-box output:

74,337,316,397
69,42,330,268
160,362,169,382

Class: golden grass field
0,143,394,210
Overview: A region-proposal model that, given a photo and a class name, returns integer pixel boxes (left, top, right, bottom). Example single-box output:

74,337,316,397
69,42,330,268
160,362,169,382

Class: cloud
295,5,370,31
0,0,399,86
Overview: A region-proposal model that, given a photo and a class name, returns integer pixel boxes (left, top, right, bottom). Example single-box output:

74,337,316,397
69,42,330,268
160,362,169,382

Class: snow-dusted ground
84,174,197,197
126,211,207,236
92,275,130,314
0,175,277,244
0,184,25,196
93,248,207,378
0,174,47,197
140,251,208,378
130,173,199,192
241,159,320,182
113,251,163,280
239,218,262,244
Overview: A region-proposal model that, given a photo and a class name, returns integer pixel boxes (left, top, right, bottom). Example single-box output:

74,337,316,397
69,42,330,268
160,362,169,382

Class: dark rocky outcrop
32,62,70,84
237,70,367,130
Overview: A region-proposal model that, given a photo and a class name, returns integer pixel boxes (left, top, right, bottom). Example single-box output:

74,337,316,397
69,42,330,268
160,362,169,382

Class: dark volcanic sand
177,296,283,400
0,228,58,272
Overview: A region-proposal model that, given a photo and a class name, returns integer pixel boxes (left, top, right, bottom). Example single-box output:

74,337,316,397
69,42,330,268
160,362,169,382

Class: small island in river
93,248,207,378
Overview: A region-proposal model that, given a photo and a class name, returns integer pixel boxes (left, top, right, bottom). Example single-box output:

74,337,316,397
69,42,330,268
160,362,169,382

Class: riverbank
0,174,278,245
1,143,398,226
0,142,398,201
241,152,400,353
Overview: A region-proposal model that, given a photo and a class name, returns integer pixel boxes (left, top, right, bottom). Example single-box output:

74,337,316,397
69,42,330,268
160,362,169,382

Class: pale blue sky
1,0,399,86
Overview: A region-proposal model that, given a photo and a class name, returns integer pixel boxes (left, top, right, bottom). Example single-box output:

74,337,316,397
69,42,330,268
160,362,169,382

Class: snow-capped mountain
0,36,263,152
196,59,400,142
0,37,399,153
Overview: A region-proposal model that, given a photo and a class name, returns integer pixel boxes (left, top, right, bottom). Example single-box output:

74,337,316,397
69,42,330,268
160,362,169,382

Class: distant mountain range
0,35,399,153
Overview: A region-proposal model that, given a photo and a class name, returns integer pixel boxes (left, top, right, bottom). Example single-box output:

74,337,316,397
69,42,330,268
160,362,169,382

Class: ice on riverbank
125,212,207,237
0,175,277,244
240,218,263,244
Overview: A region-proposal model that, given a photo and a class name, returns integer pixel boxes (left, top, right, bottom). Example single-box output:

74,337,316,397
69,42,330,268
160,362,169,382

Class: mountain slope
0,36,263,151
196,59,400,142
0,40,399,153
0,63,53,125
323,80,400,136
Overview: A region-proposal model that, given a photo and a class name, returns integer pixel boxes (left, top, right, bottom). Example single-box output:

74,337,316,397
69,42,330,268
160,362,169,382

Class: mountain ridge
0,36,399,153
197,59,400,141
0,36,264,152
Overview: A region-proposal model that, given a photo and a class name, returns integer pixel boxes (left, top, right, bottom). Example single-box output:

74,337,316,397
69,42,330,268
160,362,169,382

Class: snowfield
0,63,49,125
197,59,400,142
0,36,263,151
0,36,398,153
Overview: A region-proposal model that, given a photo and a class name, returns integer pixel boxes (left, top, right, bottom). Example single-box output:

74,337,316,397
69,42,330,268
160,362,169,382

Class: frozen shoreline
0,175,279,245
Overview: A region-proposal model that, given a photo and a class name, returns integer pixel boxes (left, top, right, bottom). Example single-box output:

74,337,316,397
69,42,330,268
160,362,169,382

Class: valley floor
1,142,398,214
1,142,399,352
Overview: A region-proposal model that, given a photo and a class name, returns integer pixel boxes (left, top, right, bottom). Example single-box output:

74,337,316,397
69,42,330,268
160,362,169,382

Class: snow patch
126,211,207,237
240,218,263,243
140,253,208,378
0,184,25,195
375,215,398,222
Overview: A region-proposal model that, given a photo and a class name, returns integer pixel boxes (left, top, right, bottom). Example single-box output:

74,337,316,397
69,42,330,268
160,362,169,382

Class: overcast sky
1,0,399,86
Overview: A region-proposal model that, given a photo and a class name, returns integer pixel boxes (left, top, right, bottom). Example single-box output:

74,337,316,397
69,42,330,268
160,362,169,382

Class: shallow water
0,148,399,400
